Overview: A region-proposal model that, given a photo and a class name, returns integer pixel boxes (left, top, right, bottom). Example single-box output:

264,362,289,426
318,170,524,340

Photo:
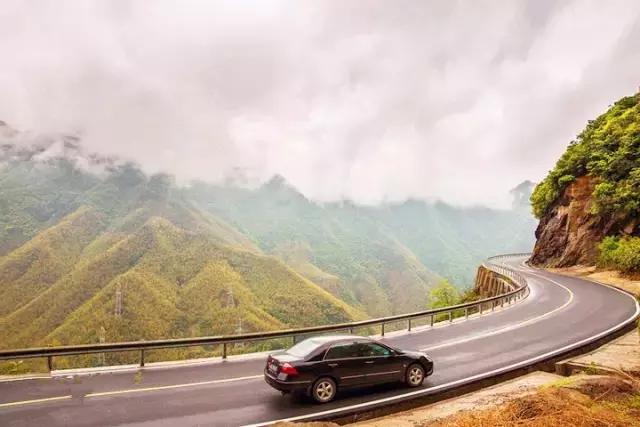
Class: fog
1,0,639,207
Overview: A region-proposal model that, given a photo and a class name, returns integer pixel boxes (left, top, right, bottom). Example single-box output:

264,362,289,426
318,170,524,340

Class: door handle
365,361,375,364
328,363,339,367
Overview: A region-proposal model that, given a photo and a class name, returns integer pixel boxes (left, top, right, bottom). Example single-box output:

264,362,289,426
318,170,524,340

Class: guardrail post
465,307,469,319
430,315,434,327
492,300,496,311
448,311,452,322
479,303,484,315
381,323,385,337
223,343,227,359
408,319,412,331
139,349,145,367
47,356,53,372
501,297,505,308
349,327,354,334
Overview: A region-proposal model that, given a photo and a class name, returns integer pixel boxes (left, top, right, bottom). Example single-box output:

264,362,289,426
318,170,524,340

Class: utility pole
235,317,244,349
98,326,106,366
225,285,244,348
115,284,123,317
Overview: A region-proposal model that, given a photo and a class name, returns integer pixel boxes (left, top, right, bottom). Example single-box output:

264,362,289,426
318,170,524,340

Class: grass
543,376,578,389
429,387,640,427
428,373,640,427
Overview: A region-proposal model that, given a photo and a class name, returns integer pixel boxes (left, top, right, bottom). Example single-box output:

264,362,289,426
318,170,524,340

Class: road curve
1,257,638,427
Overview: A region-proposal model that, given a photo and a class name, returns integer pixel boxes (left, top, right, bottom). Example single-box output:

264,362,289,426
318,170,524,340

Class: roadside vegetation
598,236,640,274
428,280,479,308
428,280,479,321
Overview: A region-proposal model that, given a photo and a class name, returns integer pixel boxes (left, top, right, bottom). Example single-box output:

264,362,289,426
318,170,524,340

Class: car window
324,342,360,359
287,338,324,358
357,343,392,357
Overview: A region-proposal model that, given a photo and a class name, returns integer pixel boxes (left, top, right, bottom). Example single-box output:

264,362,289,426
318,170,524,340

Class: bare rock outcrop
529,176,634,267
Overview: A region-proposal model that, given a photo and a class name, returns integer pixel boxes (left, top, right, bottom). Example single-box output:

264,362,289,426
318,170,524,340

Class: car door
357,342,404,384
322,341,368,387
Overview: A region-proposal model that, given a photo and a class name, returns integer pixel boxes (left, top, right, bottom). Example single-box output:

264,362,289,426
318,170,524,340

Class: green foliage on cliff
531,94,640,218
597,236,640,273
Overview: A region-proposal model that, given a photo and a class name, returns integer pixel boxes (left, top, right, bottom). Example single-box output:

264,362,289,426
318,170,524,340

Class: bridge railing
0,253,531,371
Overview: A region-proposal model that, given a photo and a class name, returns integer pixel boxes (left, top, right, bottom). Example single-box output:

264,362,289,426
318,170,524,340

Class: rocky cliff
530,92,640,267
531,176,621,266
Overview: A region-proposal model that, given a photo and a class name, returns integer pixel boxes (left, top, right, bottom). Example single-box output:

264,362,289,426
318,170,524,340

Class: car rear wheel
406,364,425,387
311,377,337,403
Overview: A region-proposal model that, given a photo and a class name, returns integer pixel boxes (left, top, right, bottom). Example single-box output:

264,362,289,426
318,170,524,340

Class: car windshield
286,338,325,358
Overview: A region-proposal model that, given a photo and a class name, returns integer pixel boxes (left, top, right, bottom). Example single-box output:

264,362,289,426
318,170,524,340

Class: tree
428,280,460,309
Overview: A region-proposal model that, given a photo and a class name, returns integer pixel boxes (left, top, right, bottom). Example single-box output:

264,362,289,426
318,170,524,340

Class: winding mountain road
1,256,638,427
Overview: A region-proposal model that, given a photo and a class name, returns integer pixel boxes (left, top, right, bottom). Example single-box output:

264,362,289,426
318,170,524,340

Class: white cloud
0,0,639,207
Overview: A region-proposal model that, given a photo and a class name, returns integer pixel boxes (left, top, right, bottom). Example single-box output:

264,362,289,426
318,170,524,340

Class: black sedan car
264,335,433,403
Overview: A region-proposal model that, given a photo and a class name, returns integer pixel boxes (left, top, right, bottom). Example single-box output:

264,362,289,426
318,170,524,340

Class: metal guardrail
0,254,531,371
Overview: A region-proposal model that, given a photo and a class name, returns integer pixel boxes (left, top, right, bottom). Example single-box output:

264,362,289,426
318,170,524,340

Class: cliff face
530,176,636,267
530,92,640,268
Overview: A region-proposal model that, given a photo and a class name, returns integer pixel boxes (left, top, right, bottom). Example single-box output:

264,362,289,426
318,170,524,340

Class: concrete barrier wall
474,265,516,298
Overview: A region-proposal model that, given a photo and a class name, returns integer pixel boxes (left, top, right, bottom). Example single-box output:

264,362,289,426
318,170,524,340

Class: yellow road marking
420,270,575,352
0,395,72,408
85,374,263,398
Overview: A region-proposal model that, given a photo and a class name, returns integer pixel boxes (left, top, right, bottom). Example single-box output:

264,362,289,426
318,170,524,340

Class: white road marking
84,374,263,398
0,395,72,408
419,271,574,352
0,375,51,383
0,375,265,409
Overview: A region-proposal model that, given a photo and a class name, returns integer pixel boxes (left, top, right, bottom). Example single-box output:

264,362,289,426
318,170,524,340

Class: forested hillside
187,178,535,300
0,138,363,357
0,122,536,354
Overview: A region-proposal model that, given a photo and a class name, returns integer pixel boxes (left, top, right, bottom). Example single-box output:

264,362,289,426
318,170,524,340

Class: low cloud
1,0,639,207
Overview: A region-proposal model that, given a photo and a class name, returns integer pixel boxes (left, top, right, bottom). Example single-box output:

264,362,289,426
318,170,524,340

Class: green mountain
187,179,535,299
0,148,363,358
0,125,536,356
186,179,442,316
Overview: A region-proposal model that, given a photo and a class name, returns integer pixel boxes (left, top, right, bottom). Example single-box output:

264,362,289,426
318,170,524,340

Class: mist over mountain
0,123,536,350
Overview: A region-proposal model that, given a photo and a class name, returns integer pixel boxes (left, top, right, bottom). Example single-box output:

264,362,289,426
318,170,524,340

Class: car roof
307,334,372,344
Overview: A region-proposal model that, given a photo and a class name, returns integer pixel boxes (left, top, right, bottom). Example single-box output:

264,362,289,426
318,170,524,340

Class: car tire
405,363,425,387
311,377,337,403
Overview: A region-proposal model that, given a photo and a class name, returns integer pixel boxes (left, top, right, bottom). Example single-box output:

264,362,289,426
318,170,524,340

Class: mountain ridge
0,125,536,354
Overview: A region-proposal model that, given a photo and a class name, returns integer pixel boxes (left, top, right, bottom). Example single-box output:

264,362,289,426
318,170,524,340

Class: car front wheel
406,364,425,387
311,377,337,403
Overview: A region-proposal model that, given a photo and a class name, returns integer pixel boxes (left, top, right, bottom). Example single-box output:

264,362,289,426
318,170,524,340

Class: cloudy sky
1,1,639,207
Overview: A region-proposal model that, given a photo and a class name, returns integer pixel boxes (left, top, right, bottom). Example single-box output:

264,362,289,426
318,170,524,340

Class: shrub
597,236,640,274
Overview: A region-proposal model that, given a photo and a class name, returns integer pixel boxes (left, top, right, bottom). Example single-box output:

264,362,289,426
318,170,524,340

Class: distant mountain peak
263,174,288,188
510,180,536,209
260,174,308,201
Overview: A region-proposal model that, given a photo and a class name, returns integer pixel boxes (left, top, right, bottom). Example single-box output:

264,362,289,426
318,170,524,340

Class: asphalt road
1,257,638,427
